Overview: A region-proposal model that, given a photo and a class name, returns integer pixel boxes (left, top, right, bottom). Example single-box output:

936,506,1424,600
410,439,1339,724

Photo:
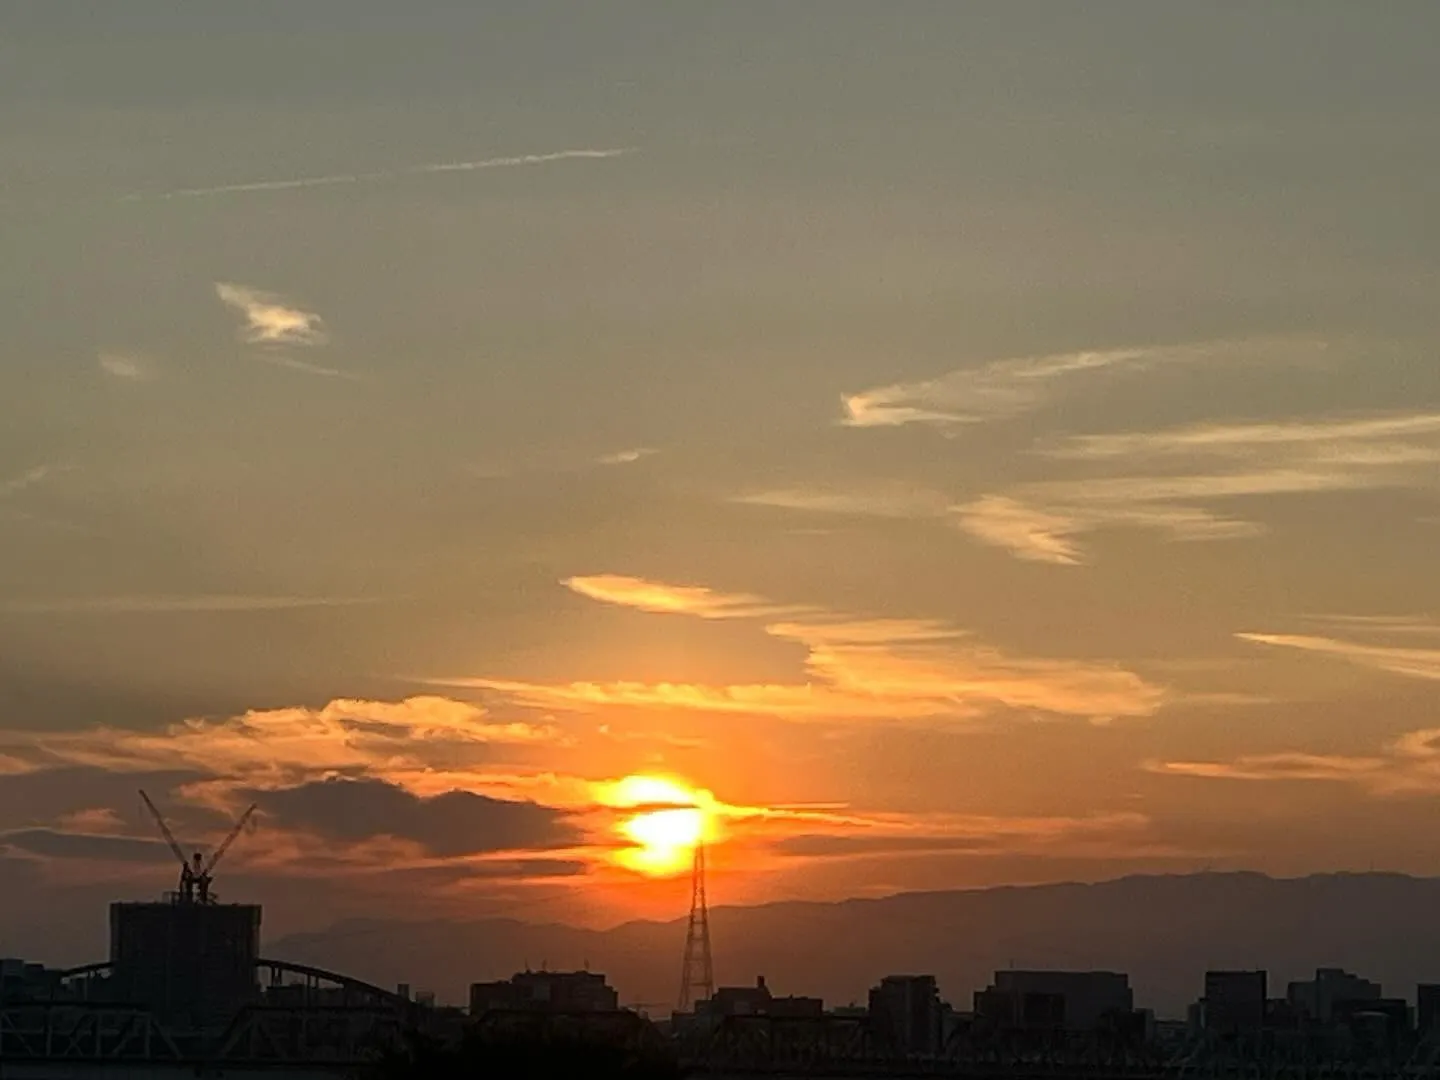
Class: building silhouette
0,958,63,1001
469,969,619,1016
869,974,945,1056
1201,970,1268,1034
696,975,824,1019
1288,967,1381,1023
109,899,261,1029
975,970,1133,1032
1418,983,1440,1035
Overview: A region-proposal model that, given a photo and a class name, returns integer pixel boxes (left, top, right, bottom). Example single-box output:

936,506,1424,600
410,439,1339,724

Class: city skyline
4,2,1440,944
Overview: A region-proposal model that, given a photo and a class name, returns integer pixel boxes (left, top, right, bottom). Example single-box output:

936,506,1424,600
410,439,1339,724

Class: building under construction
109,898,261,1029
0,790,430,1074
98,791,266,1028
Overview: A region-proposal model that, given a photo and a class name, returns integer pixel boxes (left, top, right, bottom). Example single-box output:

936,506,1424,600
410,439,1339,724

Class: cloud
842,346,1156,429
952,496,1086,566
97,351,154,381
130,147,635,201
562,574,810,620
0,828,173,863
55,807,127,834
0,594,385,615
0,700,585,879
258,777,581,857
253,354,364,381
1297,614,1440,637
0,465,56,499
1149,753,1388,785
959,410,1440,564
771,811,1152,859
1051,412,1440,461
1148,619,1440,792
1,697,559,790
215,282,328,347
596,448,656,466
1238,632,1440,682
433,576,1167,724
1149,727,1440,796
734,485,953,519
842,338,1324,431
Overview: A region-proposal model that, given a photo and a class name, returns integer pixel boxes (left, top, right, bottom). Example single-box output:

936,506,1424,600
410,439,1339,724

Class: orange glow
599,775,716,877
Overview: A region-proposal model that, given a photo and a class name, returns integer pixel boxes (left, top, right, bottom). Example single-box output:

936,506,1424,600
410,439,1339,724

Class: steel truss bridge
0,956,429,1075
681,1014,1440,1079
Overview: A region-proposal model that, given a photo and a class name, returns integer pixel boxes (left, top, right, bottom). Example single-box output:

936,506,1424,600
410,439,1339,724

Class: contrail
124,147,636,202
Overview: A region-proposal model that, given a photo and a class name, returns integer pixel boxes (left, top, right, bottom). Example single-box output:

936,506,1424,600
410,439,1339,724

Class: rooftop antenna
138,790,257,904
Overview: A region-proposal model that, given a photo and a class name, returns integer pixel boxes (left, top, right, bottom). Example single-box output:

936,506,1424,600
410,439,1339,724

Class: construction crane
139,790,258,904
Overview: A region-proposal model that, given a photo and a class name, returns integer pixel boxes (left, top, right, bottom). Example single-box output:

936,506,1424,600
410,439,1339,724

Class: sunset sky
4,3,1440,959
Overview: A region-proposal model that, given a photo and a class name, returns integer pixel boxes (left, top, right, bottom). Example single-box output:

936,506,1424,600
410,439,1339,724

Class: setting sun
599,775,716,877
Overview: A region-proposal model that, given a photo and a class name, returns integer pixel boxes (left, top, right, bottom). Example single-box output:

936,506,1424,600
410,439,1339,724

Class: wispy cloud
734,485,952,519
253,353,364,381
1152,617,1440,792
0,465,56,499
562,574,811,620
55,807,127,834
596,447,657,466
1149,752,1390,785
215,283,328,347
951,496,1089,566
0,594,384,615
1237,631,1440,681
1149,727,1440,795
129,148,636,202
842,346,1154,429
959,410,1440,564
842,338,1324,431
1051,413,1440,461
1297,614,1440,637
431,574,1167,724
769,810,1157,860
97,351,154,381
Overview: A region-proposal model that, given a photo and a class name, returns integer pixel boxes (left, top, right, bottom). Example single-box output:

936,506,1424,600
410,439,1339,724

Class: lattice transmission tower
677,842,714,1012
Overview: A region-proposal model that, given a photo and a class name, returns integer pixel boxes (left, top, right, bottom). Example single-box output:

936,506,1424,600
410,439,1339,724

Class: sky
3,1,1440,961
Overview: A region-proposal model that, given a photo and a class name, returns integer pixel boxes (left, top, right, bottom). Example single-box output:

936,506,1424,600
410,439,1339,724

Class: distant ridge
270,871,1440,1015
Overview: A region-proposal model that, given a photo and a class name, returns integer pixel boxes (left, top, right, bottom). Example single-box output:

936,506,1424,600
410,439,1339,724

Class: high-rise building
109,900,261,1029
869,975,944,1057
977,970,1133,1031
1202,971,1267,1034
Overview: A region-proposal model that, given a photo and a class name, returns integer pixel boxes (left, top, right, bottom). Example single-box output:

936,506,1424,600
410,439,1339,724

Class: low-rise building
1201,971,1268,1034
1287,968,1381,1023
0,958,63,1001
975,970,1133,1032
869,974,945,1057
697,975,823,1018
469,969,619,1016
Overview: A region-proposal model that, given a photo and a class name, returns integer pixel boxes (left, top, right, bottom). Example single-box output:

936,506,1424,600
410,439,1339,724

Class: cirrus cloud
430,575,1167,724
97,351,155,381
957,411,1440,564
215,282,328,347
1237,631,1440,682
